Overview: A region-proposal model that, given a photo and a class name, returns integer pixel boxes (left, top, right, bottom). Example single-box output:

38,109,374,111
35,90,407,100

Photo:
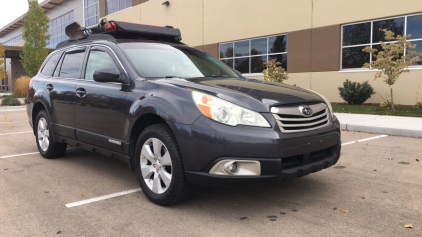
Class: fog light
210,160,261,176
229,162,237,173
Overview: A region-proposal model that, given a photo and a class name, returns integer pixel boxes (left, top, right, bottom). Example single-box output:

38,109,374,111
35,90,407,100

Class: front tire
35,110,67,158
135,124,193,206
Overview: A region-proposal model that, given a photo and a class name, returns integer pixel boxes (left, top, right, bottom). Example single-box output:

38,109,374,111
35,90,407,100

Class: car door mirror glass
93,67,120,83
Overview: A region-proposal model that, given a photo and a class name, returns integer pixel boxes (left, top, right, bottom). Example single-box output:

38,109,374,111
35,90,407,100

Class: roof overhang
0,0,66,37
3,45,54,58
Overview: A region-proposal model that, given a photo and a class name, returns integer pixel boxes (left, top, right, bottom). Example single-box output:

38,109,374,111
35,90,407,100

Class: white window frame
106,0,132,16
340,13,422,71
84,0,100,27
219,34,288,76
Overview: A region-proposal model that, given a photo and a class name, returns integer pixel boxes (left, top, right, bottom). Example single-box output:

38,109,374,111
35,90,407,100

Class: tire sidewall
135,126,181,203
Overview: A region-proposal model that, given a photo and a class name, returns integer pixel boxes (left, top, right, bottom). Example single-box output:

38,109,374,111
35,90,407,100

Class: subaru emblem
302,106,313,117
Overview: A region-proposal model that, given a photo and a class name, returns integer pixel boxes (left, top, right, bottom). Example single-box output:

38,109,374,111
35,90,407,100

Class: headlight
192,91,271,127
302,88,333,116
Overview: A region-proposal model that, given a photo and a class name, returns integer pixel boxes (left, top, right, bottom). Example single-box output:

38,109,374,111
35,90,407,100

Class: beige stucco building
1,0,422,105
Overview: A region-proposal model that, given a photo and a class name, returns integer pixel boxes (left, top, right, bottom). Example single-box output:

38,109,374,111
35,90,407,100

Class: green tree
262,59,288,83
362,29,422,112
21,0,50,77
0,43,5,81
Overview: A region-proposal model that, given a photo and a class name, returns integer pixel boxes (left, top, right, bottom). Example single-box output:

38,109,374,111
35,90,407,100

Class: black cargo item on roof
57,20,183,50
92,21,182,42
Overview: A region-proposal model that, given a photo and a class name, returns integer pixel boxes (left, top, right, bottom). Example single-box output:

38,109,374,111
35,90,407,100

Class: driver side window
85,49,118,81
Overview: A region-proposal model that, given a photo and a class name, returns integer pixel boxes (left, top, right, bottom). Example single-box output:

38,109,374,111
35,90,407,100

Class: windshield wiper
165,76,177,78
211,75,227,78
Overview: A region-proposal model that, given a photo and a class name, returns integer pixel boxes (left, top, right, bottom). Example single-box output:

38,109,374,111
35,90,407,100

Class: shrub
1,95,21,106
380,99,393,108
415,102,422,108
338,80,375,105
13,76,31,98
263,59,288,83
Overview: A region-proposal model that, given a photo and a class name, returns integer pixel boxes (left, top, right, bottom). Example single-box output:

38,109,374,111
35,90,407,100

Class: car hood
153,77,325,112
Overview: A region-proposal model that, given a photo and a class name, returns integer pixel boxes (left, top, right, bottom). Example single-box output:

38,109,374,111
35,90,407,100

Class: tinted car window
85,50,118,81
119,43,239,78
41,53,62,76
59,49,86,78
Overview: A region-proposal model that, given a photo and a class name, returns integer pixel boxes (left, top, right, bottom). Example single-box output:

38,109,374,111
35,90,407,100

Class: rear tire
35,110,67,159
135,123,193,206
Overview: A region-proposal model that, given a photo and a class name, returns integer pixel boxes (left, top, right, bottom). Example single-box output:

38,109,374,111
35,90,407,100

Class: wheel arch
31,101,48,134
128,113,169,170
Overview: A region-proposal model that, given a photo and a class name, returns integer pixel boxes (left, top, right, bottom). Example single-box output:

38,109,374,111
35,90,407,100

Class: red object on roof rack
92,20,182,42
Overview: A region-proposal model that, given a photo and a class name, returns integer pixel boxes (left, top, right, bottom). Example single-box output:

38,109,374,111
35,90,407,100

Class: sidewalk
335,113,422,138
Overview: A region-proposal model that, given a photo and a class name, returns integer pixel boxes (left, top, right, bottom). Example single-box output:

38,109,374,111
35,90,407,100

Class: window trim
55,46,88,80
340,13,422,71
219,34,288,74
40,51,64,77
83,45,122,81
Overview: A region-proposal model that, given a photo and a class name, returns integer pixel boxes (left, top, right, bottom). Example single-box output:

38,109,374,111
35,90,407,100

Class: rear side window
41,53,61,76
59,49,86,78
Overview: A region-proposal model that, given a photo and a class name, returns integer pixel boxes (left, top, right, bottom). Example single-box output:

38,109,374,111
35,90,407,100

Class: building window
106,0,132,16
341,13,422,69
4,35,23,46
85,0,99,27
219,34,288,74
47,11,74,49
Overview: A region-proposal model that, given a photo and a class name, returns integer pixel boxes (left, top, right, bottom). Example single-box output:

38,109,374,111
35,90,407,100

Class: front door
47,47,87,139
74,46,128,153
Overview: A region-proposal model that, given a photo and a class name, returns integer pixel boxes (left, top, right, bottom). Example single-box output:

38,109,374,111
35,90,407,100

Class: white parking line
1,152,39,159
341,134,388,146
0,114,27,116
65,188,142,208
0,120,28,123
0,131,32,136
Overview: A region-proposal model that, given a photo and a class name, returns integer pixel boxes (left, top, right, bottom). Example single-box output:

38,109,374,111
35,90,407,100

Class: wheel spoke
152,138,162,157
41,139,46,150
44,130,49,137
141,145,155,163
152,172,162,193
38,131,44,139
141,165,155,179
45,138,49,148
161,151,171,165
159,170,171,187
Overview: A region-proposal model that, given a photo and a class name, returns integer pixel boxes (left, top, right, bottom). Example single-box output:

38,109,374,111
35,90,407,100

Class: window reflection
269,35,287,53
251,38,267,55
342,46,370,69
251,56,267,73
372,18,404,43
343,22,371,46
235,58,249,73
234,41,249,57
407,15,422,39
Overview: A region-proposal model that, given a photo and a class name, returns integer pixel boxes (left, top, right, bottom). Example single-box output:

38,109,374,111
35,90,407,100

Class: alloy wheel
140,138,173,194
37,117,50,151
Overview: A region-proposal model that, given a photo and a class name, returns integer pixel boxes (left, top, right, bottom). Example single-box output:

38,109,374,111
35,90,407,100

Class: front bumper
185,143,340,187
170,113,341,186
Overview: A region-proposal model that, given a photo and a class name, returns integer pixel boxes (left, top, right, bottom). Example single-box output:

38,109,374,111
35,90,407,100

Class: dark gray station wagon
27,21,341,205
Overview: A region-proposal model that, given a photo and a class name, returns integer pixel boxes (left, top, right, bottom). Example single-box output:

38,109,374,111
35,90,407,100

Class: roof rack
58,19,183,50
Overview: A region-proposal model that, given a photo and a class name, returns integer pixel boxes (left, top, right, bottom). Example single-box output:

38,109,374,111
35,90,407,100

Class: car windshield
119,42,239,78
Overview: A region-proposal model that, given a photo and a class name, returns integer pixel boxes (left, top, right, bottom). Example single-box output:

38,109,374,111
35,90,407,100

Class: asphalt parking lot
1,109,421,237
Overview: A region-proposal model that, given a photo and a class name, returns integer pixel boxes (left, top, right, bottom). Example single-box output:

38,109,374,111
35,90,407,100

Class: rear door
74,45,128,153
47,47,87,139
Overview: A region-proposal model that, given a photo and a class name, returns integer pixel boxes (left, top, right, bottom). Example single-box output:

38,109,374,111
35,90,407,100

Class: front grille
271,103,330,133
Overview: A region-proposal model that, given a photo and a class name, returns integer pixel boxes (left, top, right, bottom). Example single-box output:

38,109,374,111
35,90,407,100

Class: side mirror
93,67,120,83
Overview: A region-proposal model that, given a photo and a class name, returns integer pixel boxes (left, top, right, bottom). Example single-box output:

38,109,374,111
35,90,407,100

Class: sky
0,0,43,29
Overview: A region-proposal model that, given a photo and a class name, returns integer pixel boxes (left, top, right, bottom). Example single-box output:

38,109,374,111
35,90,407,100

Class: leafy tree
362,29,422,112
21,0,50,77
263,59,288,83
0,43,5,81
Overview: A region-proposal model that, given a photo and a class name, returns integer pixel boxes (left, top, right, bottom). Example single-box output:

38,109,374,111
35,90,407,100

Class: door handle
76,88,87,98
46,84,54,91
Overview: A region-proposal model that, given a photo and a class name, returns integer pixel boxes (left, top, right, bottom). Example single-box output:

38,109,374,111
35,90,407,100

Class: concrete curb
335,113,422,138
0,105,26,112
